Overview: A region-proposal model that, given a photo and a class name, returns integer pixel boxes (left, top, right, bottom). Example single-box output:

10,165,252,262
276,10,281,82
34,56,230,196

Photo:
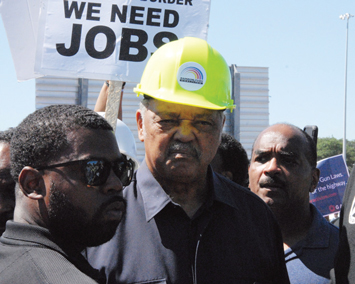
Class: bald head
253,124,317,168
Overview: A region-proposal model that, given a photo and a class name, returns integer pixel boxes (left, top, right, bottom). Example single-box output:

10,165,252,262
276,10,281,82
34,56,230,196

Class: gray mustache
168,143,200,158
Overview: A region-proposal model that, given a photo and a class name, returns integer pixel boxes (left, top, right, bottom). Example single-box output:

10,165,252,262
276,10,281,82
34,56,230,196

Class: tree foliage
317,137,355,169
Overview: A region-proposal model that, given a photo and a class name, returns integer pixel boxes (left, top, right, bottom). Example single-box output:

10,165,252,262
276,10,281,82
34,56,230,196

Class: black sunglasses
36,158,134,187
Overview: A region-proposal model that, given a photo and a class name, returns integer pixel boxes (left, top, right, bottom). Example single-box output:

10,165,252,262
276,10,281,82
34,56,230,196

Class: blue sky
1,1,354,140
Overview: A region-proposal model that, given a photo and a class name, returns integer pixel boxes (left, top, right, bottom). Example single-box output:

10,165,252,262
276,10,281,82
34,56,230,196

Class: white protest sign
0,0,41,81
35,0,211,82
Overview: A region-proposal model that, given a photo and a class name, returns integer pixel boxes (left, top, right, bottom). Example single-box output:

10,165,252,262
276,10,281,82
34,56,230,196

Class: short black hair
0,128,14,144
11,104,113,180
217,133,249,187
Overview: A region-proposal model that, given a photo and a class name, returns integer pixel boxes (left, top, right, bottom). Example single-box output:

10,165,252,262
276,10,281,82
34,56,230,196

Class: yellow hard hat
134,37,235,110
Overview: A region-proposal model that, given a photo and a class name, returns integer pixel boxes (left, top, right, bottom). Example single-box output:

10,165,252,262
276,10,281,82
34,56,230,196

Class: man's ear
18,167,45,200
310,168,321,193
136,109,145,142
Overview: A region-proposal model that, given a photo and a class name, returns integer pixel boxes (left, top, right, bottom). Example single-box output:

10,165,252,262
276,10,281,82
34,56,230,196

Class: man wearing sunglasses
0,105,132,284
87,38,289,283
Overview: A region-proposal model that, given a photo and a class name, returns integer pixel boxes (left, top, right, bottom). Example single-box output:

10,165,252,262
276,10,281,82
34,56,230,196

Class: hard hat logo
177,62,206,91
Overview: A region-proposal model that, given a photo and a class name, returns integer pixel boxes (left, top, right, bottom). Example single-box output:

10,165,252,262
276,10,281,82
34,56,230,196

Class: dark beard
47,183,124,249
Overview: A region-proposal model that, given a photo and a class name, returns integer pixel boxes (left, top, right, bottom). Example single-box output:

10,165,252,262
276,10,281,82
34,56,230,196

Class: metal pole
78,78,89,107
105,81,124,133
340,13,353,164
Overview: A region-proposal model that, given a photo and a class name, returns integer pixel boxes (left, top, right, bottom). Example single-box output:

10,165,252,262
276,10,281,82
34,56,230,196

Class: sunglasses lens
85,160,109,186
113,160,133,186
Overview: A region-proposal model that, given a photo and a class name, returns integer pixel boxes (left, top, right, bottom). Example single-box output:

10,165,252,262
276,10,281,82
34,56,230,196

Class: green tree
317,137,355,170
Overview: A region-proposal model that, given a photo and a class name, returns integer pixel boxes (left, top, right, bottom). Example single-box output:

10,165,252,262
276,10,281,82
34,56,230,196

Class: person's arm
94,81,124,120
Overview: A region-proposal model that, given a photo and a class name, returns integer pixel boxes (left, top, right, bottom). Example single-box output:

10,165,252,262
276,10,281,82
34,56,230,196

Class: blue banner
310,154,349,216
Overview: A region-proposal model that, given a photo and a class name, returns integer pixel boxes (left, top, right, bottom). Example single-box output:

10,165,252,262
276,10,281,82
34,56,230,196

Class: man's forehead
254,127,306,154
65,127,120,160
155,110,218,120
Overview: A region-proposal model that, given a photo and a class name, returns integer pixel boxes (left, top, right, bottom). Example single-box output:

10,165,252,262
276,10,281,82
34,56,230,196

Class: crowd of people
0,37,354,283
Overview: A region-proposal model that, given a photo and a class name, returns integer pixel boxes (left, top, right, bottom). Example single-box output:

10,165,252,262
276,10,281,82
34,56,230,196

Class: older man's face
248,125,318,216
137,100,225,184
0,142,15,235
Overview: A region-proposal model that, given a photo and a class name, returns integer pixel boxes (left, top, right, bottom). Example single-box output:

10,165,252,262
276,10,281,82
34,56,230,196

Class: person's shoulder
213,172,271,211
0,241,32,273
0,242,97,284
310,205,339,249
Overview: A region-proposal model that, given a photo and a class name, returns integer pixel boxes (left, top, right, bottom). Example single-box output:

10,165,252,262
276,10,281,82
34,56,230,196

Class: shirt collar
2,221,64,252
137,160,173,222
137,161,240,222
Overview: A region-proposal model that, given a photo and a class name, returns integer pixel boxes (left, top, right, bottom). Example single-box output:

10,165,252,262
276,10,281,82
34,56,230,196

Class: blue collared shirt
285,204,339,283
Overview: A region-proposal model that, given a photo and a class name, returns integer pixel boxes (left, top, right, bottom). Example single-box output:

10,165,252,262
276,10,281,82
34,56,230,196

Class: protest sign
310,154,349,216
0,0,41,81
34,0,211,82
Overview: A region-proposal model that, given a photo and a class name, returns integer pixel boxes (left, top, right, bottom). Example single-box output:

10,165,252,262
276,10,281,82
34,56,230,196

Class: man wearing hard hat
86,37,290,284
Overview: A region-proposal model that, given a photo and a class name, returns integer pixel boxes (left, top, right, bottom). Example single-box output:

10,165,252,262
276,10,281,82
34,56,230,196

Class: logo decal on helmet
177,62,207,91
